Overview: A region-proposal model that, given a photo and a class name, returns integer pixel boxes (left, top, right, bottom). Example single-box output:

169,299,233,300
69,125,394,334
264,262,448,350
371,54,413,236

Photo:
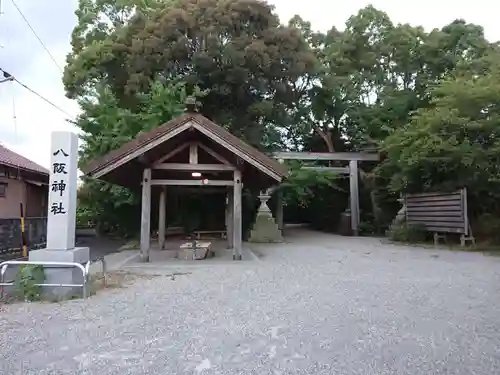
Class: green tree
380,52,500,216
288,7,499,232
65,0,317,149
65,0,168,98
76,81,191,235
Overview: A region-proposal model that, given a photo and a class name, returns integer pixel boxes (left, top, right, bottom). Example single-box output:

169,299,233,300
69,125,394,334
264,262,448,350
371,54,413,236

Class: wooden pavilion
82,108,288,261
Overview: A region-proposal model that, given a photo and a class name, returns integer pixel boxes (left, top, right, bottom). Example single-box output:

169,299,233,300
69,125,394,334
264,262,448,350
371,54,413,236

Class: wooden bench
193,230,227,240
166,226,184,236
405,188,475,246
179,241,214,260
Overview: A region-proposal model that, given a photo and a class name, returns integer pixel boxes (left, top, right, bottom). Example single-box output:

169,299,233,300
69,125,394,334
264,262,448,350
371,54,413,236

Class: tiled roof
83,112,288,180
0,144,49,175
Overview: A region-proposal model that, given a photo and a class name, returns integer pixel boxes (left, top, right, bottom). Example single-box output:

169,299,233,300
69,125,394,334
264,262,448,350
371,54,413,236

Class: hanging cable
8,79,22,183
0,68,77,124
11,78,18,141
13,77,74,118
10,0,62,73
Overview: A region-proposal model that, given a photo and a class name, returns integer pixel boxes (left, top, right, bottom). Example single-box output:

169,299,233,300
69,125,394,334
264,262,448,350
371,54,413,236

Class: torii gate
272,151,380,236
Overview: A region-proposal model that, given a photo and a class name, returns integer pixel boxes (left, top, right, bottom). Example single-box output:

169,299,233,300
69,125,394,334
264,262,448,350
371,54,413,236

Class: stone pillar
29,131,89,298
248,188,283,243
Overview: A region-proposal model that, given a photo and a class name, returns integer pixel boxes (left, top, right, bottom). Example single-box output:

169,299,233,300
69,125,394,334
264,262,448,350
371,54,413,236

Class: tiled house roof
0,144,49,175
83,113,288,179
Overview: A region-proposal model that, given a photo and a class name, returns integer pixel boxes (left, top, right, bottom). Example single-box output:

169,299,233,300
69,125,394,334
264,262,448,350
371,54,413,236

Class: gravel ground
2,228,500,375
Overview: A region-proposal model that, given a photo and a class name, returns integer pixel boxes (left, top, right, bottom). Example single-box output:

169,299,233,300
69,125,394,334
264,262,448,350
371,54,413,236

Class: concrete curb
89,250,140,275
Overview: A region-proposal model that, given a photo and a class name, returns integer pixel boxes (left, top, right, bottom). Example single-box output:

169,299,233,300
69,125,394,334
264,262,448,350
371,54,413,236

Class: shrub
14,265,45,302
473,213,500,244
388,223,427,243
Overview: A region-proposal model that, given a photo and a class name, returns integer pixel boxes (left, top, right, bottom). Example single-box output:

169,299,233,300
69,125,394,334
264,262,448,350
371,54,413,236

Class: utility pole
0,0,4,50
0,1,13,84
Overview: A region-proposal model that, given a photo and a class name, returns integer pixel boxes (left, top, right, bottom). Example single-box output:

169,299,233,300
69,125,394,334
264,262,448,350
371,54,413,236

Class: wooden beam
349,160,360,236
172,187,227,194
93,121,193,178
152,143,190,166
140,168,152,261
189,143,198,164
302,166,350,174
233,170,242,260
273,151,379,162
192,123,282,181
274,189,283,234
196,142,232,165
151,179,234,186
226,189,234,249
153,163,236,171
158,186,166,250
275,188,284,232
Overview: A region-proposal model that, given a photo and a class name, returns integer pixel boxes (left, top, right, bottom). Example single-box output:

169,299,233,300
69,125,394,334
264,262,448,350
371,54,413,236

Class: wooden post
349,160,360,236
140,168,152,261
275,188,284,232
189,143,198,164
158,186,166,250
233,170,242,260
226,188,234,249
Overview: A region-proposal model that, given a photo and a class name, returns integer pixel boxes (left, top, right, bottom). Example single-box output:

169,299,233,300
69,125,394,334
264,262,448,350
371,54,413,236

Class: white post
46,132,78,250
28,131,89,297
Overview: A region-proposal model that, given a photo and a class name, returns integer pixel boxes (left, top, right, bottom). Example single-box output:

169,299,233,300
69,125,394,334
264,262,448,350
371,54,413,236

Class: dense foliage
68,0,500,241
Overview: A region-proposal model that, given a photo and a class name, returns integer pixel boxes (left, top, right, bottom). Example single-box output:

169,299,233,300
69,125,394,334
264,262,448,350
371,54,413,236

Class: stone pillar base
248,213,283,243
28,247,90,299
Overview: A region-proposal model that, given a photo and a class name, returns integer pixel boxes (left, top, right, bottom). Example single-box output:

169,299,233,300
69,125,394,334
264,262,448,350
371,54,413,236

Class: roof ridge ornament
185,96,199,113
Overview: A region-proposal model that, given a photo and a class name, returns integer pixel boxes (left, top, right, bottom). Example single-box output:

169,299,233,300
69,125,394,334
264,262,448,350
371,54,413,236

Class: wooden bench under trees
405,188,475,246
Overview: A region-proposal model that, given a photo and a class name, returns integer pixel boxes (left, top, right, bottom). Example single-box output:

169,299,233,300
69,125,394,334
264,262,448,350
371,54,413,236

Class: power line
0,68,75,121
14,78,74,118
10,0,63,73
11,79,18,140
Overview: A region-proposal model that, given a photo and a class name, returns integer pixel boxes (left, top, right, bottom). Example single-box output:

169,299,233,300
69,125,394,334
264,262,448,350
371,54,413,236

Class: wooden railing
0,217,47,260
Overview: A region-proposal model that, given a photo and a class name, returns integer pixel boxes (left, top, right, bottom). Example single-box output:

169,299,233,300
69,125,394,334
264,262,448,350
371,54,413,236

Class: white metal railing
0,260,91,299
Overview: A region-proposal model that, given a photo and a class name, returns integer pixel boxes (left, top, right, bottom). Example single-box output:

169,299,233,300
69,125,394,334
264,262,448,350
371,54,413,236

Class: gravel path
2,229,500,374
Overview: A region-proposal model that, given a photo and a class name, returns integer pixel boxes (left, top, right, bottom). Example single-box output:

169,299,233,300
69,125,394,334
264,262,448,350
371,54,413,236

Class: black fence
0,217,47,260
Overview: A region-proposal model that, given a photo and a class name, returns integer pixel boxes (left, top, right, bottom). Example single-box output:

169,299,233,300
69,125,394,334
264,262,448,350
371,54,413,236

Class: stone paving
2,228,500,374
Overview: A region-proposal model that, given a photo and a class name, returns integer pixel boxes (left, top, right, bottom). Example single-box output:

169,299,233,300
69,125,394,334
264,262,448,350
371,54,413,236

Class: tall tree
380,51,500,215
65,0,168,98
75,80,191,234
65,0,317,149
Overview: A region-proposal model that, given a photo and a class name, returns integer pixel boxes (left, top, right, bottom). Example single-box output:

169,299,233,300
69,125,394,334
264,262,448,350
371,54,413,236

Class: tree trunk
314,127,335,152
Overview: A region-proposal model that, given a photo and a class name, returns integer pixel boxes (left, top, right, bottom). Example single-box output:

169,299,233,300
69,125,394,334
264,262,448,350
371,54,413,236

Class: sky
0,0,499,169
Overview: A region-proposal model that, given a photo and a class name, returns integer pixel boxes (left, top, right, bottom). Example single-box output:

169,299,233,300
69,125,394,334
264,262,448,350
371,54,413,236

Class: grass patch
0,270,164,306
446,242,500,256
89,270,161,296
